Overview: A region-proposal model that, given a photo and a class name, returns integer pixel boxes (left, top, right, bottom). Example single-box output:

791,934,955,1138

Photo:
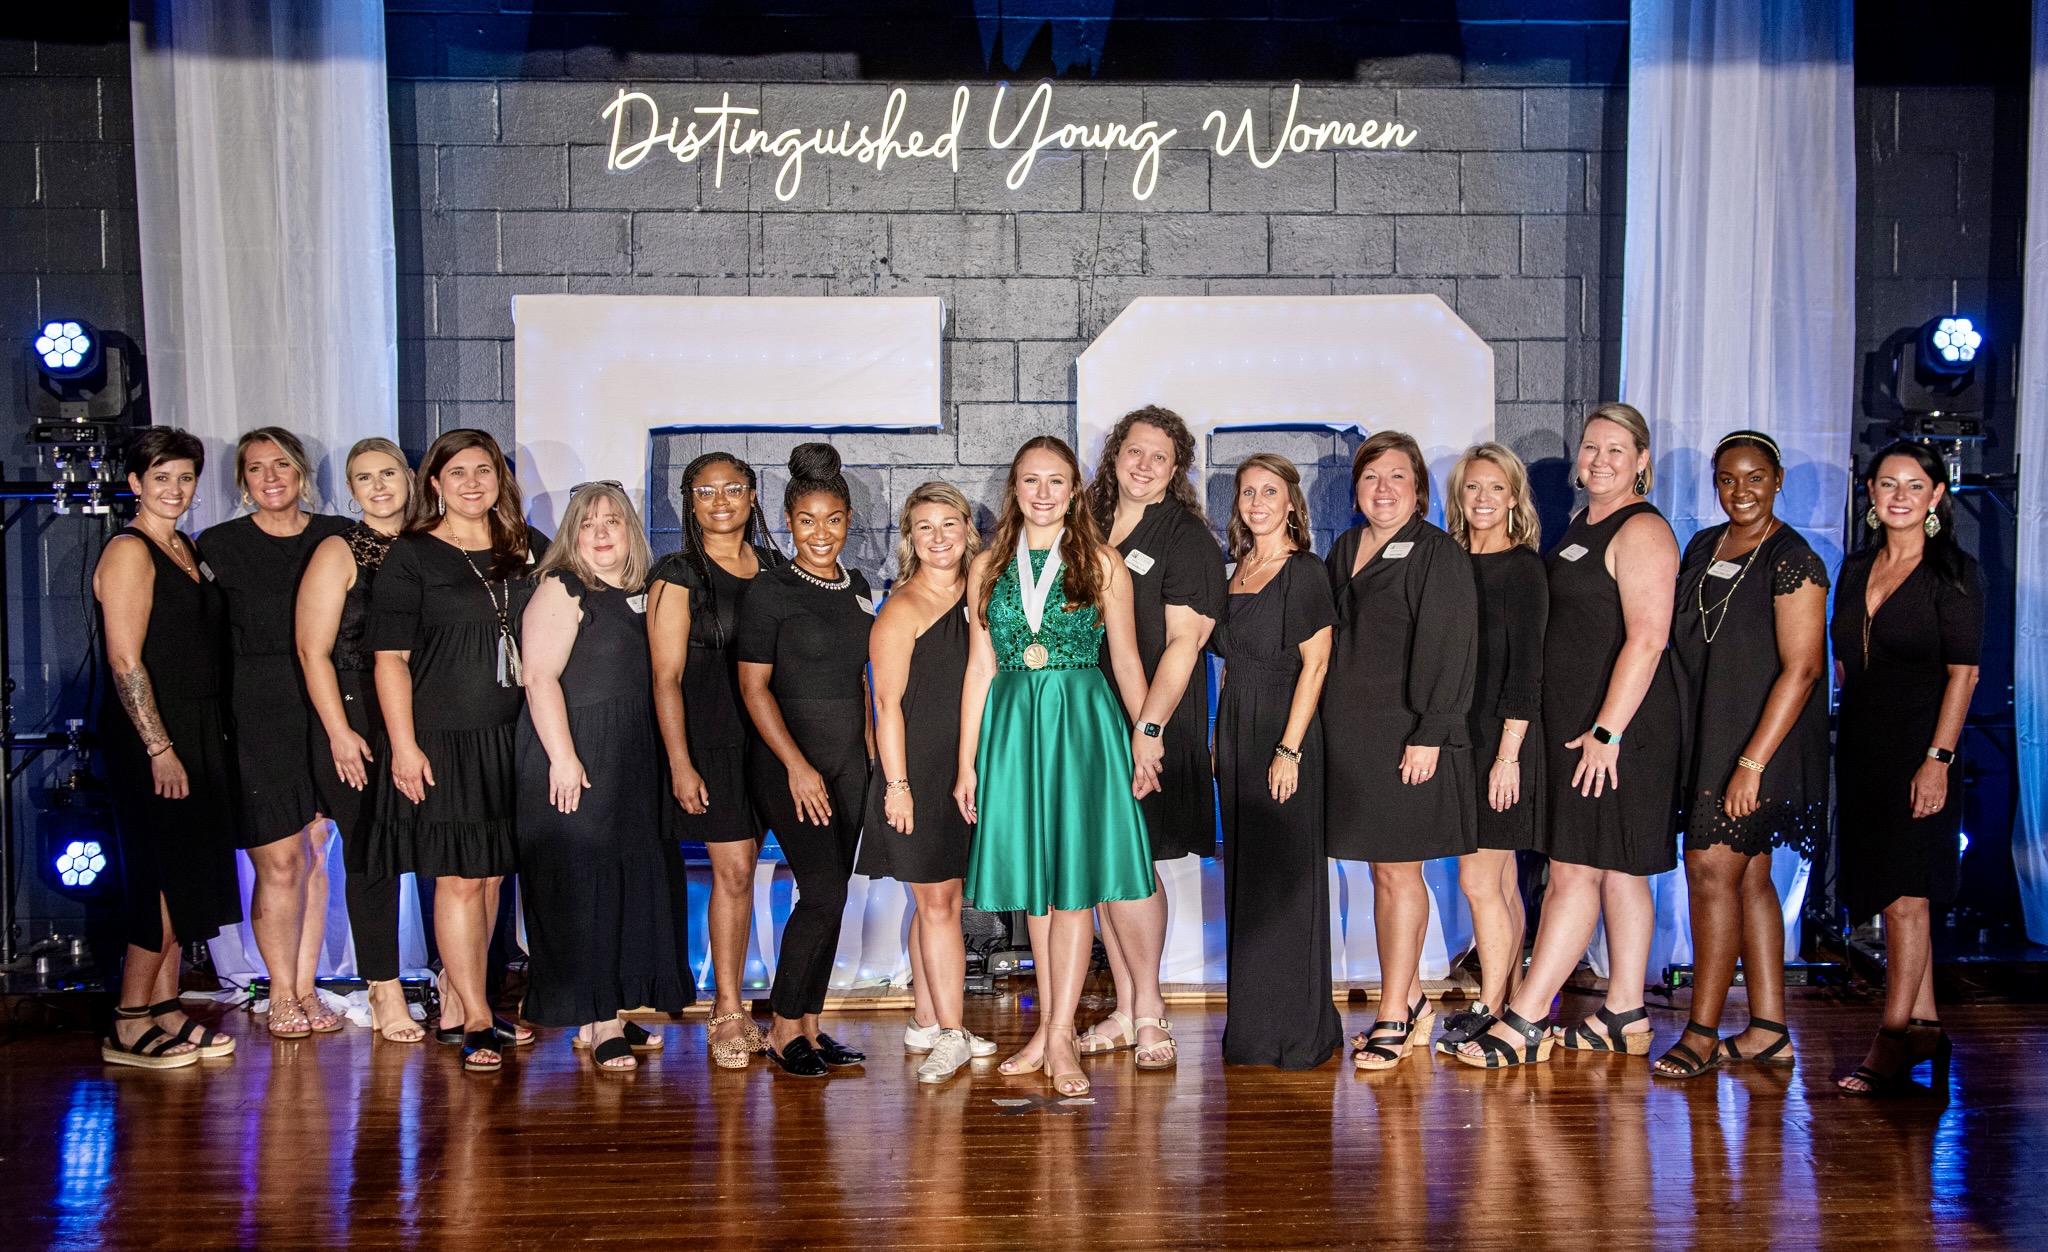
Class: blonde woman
859,482,996,1084
517,483,694,1071
1435,443,1546,1053
295,438,420,1042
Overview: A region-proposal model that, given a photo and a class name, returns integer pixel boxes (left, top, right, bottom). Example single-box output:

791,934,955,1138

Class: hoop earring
1865,505,1880,530
1633,470,1648,496
240,490,252,508
436,495,445,516
1924,511,1942,538
347,498,361,515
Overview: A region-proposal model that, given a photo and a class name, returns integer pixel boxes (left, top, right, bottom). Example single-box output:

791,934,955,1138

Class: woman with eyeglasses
648,452,784,1069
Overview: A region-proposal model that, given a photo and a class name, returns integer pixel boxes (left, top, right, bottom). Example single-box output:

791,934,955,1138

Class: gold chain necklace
1697,520,1776,644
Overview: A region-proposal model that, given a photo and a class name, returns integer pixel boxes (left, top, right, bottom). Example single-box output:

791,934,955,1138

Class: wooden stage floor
4,990,2045,1250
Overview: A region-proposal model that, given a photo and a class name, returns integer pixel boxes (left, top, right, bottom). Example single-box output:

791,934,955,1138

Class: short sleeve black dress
1830,549,1984,918
365,533,535,880
516,573,696,1027
1321,516,1479,863
96,531,243,951
1672,524,1831,858
1541,502,1684,875
1213,552,1343,1070
198,512,351,846
858,596,973,885
1104,499,1227,860
1469,546,1548,850
648,545,776,845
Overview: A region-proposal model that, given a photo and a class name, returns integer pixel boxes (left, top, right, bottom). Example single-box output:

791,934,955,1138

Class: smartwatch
1140,722,1164,738
1591,724,1622,746
1926,746,1956,764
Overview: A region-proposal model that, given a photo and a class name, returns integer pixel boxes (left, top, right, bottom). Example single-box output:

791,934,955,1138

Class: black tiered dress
648,545,776,845
858,596,974,884
517,573,696,1026
1104,498,1227,860
97,529,243,951
1213,552,1343,1070
198,512,351,847
1541,502,1684,875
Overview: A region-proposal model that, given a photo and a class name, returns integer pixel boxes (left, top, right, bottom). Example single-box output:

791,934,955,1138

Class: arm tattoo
114,668,172,753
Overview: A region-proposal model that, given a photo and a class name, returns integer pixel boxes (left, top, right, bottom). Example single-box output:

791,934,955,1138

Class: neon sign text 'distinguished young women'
602,83,1418,203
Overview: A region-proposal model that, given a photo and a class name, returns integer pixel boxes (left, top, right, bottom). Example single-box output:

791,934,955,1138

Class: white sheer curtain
1616,0,1854,976
130,1,410,994
2012,0,2048,944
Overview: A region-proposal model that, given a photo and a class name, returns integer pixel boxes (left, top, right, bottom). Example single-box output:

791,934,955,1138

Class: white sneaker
905,1021,997,1057
917,1029,974,1084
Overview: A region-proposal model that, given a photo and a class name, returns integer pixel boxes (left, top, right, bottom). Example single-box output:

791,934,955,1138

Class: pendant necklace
463,550,522,688
1014,529,1064,671
1697,519,1776,644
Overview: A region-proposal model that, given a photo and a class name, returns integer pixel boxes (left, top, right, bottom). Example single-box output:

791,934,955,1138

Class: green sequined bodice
990,549,1102,670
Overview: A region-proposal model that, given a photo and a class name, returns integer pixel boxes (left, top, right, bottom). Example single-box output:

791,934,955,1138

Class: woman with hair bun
737,443,876,1078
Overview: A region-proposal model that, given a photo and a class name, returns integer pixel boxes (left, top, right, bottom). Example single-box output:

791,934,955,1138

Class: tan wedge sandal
707,1011,760,1070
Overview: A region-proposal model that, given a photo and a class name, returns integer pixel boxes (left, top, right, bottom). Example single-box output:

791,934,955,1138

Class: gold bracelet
1501,727,1524,740
1273,744,1302,763
1736,756,1766,773
1496,756,1518,766
885,779,912,796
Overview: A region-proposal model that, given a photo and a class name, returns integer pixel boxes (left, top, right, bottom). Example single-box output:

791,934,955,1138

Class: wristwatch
1140,722,1163,738
1591,724,1623,745
1926,746,1956,764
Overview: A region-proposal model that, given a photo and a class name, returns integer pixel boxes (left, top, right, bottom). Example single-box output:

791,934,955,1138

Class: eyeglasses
690,483,751,502
571,480,624,495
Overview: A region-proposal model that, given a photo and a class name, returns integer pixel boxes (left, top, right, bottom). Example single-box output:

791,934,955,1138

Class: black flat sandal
764,1035,829,1078
461,1028,504,1073
813,1031,866,1067
493,1016,536,1047
149,998,236,1058
590,1036,637,1071
1559,1005,1653,1056
1452,1007,1554,1069
1652,1021,1722,1080
623,1021,664,1053
1721,1016,1794,1066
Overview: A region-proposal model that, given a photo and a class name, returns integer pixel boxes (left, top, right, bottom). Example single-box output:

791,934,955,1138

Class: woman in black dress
1831,439,1981,1095
200,427,351,1039
1080,406,1225,1071
648,451,782,1069
518,483,695,1071
1322,430,1478,1072
1213,454,1341,1070
371,429,538,1073
1653,432,1829,1080
861,481,992,1084
1458,403,1683,1070
738,444,876,1079
1436,443,1546,1052
295,437,420,1042
94,428,242,1068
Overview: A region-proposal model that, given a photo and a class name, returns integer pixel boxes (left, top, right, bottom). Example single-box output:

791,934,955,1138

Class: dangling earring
1633,470,1648,496
240,490,252,508
436,494,445,516
1505,511,1517,539
1924,511,1942,538
1865,505,1880,531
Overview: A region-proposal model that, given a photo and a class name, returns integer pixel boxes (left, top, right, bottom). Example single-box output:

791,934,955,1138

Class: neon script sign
602,83,1419,203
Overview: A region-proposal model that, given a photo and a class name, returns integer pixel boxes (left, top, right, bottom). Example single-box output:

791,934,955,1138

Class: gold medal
1022,641,1050,670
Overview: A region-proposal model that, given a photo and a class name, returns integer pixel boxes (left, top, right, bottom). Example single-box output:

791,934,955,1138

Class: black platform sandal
101,1005,200,1070
590,1036,637,1071
1909,1018,1953,1091
1721,1016,1794,1066
1559,1005,1653,1056
1435,1003,1495,1052
1452,1007,1554,1069
149,998,236,1058
1652,1021,1722,1080
1352,1016,1415,1071
461,1028,504,1072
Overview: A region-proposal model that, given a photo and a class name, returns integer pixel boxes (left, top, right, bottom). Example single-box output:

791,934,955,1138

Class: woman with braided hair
648,451,785,1069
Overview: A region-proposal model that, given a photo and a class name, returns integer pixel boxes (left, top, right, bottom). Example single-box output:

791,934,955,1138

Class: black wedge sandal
1436,1004,1496,1053
1559,1004,1653,1056
1352,1017,1414,1071
1452,1007,1554,1069
101,1005,200,1070
150,998,236,1058
1652,1021,1722,1080
1721,1016,1794,1066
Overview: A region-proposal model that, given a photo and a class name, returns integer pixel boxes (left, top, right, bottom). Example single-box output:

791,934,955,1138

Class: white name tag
856,595,876,616
627,593,647,613
1382,542,1414,560
1124,548,1155,576
1558,544,1589,562
199,561,216,581
1707,560,1743,580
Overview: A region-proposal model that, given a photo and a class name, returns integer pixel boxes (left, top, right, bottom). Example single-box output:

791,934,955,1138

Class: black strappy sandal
590,1036,637,1071
461,1028,504,1072
149,998,236,1058
1352,1016,1414,1071
1452,1007,1553,1069
1435,1003,1495,1052
101,1005,200,1070
1838,1026,1915,1095
1652,1021,1722,1080
1721,1016,1794,1066
1559,1004,1653,1056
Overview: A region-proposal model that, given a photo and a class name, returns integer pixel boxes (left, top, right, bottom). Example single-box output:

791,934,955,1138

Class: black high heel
1909,1018,1952,1091
1838,1026,1914,1096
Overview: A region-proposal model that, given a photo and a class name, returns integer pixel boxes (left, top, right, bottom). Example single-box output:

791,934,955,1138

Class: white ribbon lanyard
1015,528,1064,668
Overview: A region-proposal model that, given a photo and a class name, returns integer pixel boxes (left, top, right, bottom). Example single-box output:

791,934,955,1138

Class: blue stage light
33,319,100,377
1918,316,1983,377
54,840,107,890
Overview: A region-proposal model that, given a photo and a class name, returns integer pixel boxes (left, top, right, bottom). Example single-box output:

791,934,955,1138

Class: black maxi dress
858,596,974,884
649,545,777,845
736,564,876,1020
517,574,696,1026
308,523,403,982
1673,525,1832,859
1214,552,1344,1070
1104,498,1227,860
1322,516,1479,863
1830,550,1984,918
366,534,535,880
1541,502,1685,875
1469,547,1548,850
97,530,243,951
198,513,351,847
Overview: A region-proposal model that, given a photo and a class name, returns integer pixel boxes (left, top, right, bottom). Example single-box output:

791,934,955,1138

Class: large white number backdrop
1078,295,1495,987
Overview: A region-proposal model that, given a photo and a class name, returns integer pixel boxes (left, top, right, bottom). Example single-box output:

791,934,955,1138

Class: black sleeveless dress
858,596,973,884
648,545,775,845
311,524,395,875
198,512,351,846
516,573,696,1026
96,529,242,951
1540,502,1684,875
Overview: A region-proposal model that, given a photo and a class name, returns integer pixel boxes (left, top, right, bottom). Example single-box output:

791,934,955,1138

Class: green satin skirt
964,666,1155,916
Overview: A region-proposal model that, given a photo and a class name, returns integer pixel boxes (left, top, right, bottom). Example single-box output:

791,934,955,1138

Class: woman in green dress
956,436,1158,1098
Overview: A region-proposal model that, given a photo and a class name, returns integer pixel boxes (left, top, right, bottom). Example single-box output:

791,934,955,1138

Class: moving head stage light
21,317,146,514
